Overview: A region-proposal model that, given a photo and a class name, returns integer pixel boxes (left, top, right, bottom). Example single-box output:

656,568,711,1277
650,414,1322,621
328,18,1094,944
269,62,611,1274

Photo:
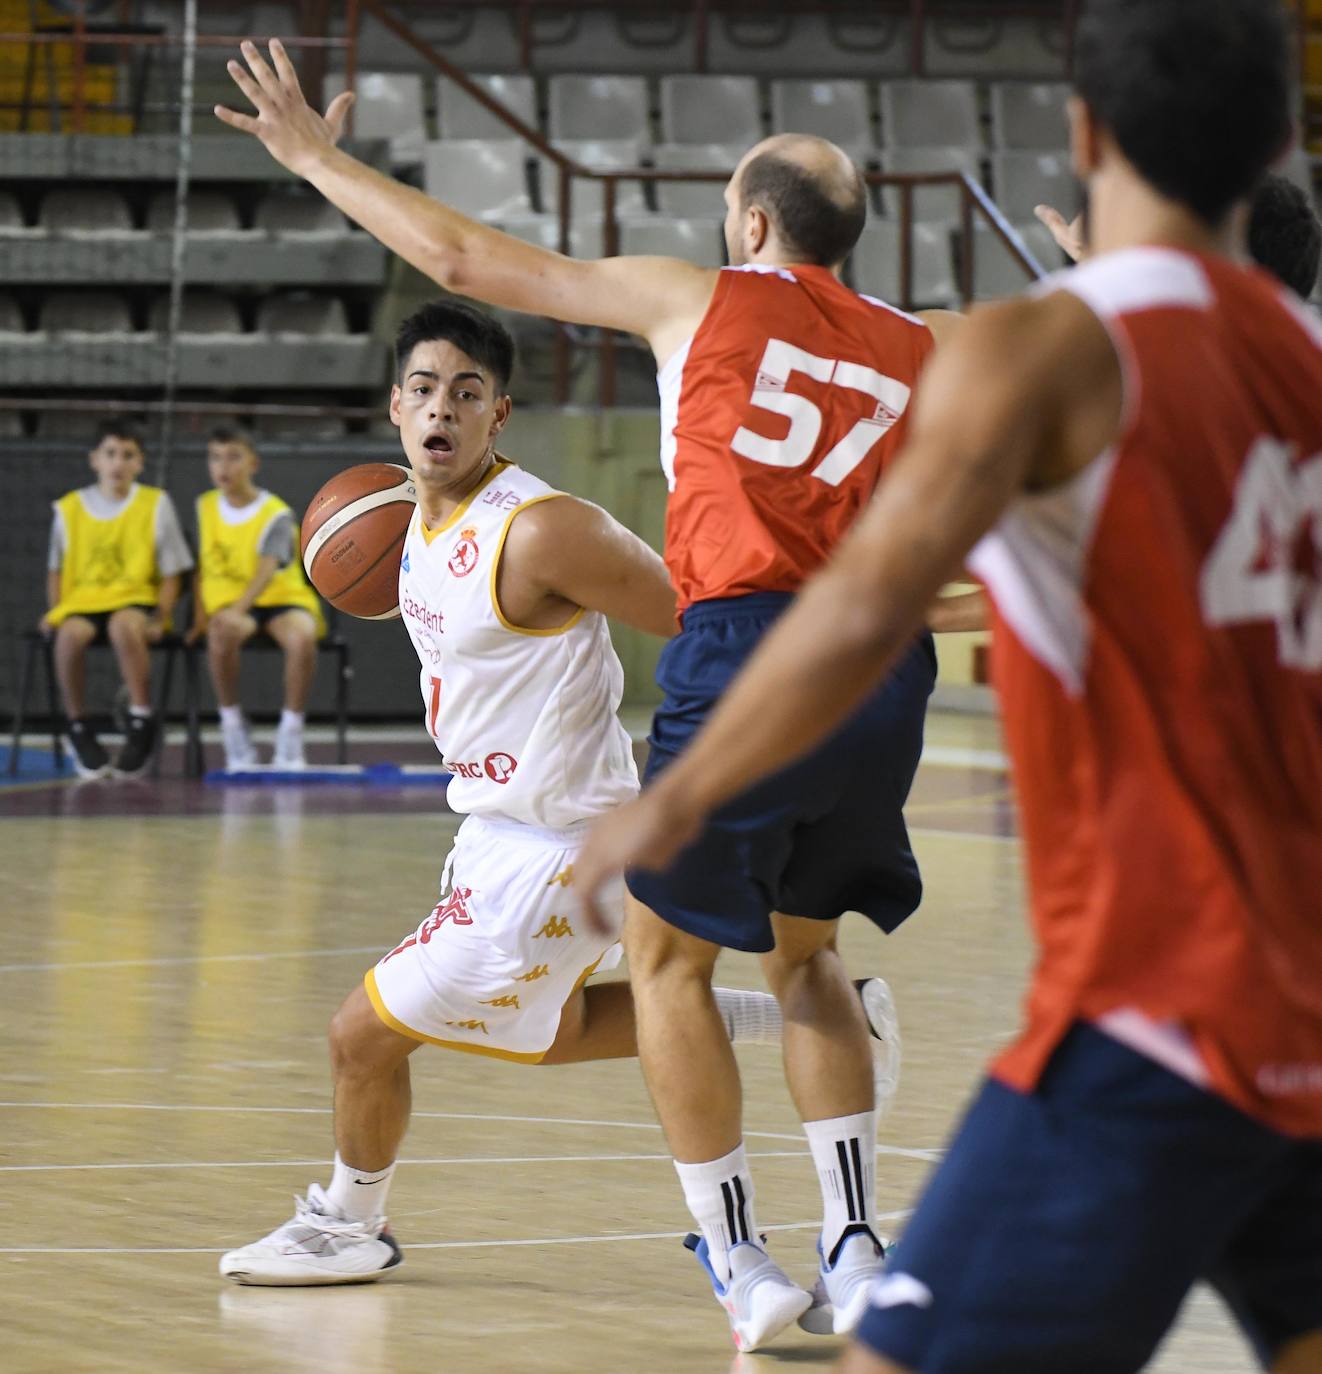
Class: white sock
279,708,304,731
714,986,783,1045
324,1152,396,1223
129,704,153,720
675,1142,758,1285
804,1110,879,1265
219,704,245,729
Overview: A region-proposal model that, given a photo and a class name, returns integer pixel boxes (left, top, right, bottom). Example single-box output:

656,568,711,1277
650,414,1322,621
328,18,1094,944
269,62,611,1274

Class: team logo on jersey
483,751,517,784
448,527,480,578
871,399,903,430
401,546,410,573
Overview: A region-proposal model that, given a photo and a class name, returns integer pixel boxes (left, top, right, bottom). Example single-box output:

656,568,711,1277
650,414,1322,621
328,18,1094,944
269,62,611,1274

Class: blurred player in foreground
218,301,894,1286
218,50,951,1347
574,0,1322,1369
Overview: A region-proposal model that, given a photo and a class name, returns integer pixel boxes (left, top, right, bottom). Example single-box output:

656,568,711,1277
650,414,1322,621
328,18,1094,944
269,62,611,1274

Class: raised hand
214,38,355,176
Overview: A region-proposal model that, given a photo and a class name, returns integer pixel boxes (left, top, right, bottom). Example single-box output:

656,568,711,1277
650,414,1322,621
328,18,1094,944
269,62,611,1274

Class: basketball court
1,712,1256,1373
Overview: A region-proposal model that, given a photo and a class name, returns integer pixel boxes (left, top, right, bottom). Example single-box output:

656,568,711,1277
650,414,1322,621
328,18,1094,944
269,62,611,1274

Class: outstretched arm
572,290,1122,928
216,41,715,361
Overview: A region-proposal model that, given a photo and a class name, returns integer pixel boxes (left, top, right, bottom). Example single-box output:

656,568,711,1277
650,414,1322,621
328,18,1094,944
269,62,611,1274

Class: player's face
206,441,258,497
389,340,511,492
88,436,144,495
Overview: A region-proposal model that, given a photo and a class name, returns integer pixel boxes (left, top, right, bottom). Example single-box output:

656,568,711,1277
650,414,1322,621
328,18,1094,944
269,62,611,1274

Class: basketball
301,463,417,619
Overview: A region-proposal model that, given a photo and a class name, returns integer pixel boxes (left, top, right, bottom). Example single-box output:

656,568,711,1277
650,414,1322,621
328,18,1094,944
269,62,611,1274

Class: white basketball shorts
365,813,624,1062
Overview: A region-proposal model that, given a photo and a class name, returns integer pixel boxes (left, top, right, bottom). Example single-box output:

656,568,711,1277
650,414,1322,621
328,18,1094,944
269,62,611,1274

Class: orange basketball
301,463,417,619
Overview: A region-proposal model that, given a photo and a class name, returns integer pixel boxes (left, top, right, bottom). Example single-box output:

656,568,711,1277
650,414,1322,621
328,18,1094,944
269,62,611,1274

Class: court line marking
0,1102,942,1160
0,1209,913,1257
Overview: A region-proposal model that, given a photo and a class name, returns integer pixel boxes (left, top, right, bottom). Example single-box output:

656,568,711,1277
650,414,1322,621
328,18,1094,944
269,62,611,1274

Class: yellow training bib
46,485,163,627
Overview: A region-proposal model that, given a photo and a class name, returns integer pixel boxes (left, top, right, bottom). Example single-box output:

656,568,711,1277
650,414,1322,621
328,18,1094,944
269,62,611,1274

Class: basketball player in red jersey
575,0,1322,1369
219,49,956,1349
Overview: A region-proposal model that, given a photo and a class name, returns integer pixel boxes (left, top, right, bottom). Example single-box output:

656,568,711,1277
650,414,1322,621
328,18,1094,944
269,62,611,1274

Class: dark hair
393,300,515,391
1248,173,1322,297
94,416,143,449
739,152,866,267
207,424,256,450
1073,0,1292,226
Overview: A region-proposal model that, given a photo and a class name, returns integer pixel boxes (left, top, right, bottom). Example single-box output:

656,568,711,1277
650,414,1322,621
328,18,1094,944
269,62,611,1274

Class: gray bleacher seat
323,71,427,164
651,142,741,217
989,82,1071,150
548,75,650,144
0,410,22,438
972,219,1059,300
146,188,242,235
0,191,26,233
254,191,350,236
253,407,349,439
881,145,982,221
769,79,875,161
437,74,537,140
541,139,647,218
422,140,537,220
500,214,604,260
149,291,243,334
257,292,351,336
880,79,980,150
39,291,134,333
619,216,725,268
659,74,762,146
0,292,24,332
991,151,1075,221
39,187,135,235
850,220,957,309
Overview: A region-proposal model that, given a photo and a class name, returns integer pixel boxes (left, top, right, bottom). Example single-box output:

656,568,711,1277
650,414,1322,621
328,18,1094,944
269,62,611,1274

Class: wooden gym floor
2,713,1258,1373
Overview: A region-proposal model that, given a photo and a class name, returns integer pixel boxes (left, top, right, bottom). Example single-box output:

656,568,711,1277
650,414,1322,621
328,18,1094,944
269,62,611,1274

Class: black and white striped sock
674,1142,757,1285
804,1110,878,1265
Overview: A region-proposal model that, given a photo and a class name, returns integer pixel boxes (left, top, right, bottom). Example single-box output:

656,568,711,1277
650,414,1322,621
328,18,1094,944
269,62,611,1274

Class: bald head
728,134,867,269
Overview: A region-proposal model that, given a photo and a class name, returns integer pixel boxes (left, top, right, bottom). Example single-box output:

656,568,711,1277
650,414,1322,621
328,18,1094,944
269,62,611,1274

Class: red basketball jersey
969,248,1322,1135
659,264,935,611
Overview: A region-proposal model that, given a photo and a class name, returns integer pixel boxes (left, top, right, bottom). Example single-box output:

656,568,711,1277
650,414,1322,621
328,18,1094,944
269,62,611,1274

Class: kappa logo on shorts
533,915,573,939
514,964,551,982
868,1272,934,1311
445,1018,489,1035
479,994,521,1009
546,865,573,888
448,527,480,578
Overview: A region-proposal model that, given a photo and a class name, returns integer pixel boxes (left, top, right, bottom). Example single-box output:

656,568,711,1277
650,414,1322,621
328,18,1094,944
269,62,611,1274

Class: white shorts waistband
460,812,591,848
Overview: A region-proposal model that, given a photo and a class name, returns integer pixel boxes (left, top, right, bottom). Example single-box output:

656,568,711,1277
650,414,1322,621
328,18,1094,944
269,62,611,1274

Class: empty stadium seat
252,407,349,439
0,191,27,234
437,74,538,140
323,71,427,163
548,75,650,144
39,291,134,333
972,219,1058,300
619,217,725,268
0,410,23,438
880,79,980,150
989,81,1071,150
149,291,243,334
881,146,982,221
255,191,350,236
500,214,604,260
990,151,1076,221
39,187,136,235
541,139,647,217
0,293,24,332
850,220,957,309
257,293,351,336
651,143,741,217
422,140,537,220
768,79,876,161
146,189,243,235
659,74,762,146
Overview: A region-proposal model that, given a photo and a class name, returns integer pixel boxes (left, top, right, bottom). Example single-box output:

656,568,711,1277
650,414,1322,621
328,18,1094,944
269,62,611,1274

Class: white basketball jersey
398,460,639,829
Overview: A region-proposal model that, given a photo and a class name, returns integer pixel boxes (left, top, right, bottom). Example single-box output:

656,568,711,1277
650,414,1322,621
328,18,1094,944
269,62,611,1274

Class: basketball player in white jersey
220,301,896,1286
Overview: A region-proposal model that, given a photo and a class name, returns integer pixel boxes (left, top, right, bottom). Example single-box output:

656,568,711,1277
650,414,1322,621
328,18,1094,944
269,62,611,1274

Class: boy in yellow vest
189,427,325,769
41,418,193,779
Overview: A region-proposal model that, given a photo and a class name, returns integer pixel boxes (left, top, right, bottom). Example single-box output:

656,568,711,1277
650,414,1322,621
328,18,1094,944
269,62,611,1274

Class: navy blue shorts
857,1022,1322,1373
626,591,936,953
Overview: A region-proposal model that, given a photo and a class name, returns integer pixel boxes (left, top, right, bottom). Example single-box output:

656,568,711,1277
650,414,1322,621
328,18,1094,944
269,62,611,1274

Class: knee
107,611,146,648
623,906,717,990
208,612,243,649
761,941,837,1003
329,984,405,1077
54,621,91,654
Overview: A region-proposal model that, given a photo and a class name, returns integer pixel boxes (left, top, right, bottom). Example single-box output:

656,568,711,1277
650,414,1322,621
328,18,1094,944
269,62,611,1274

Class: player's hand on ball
574,788,701,935
215,39,354,175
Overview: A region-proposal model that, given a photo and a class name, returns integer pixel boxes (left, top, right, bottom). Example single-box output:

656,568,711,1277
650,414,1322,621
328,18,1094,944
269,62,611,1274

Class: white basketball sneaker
221,715,257,770
685,1234,813,1351
271,719,307,769
219,1184,403,1286
856,977,902,1117
797,1230,887,1336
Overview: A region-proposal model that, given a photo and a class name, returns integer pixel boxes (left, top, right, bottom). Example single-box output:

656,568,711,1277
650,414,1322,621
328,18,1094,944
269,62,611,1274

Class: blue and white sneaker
797,1229,888,1335
855,977,902,1117
684,1233,813,1351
